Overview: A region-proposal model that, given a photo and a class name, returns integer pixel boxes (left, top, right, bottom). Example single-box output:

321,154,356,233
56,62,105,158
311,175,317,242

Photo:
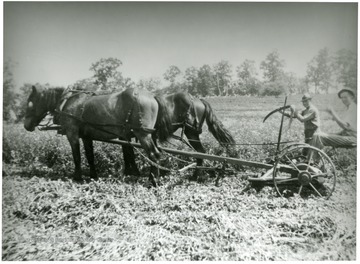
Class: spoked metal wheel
273,144,336,199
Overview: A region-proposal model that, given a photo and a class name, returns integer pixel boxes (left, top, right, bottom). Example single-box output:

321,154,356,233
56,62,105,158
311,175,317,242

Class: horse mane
44,87,66,112
69,84,119,96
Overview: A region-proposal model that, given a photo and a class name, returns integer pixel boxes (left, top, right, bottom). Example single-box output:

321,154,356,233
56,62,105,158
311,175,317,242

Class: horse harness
173,95,206,135
53,88,155,137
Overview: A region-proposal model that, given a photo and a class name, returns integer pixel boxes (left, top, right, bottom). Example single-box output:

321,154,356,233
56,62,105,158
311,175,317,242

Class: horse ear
32,85,37,93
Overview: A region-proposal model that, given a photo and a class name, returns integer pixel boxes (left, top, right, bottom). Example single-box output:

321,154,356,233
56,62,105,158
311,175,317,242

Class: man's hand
326,107,335,115
288,105,299,118
326,107,336,120
289,104,296,112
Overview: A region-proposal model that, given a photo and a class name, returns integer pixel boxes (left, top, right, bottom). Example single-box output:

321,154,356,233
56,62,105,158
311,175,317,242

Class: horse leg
66,131,82,181
82,137,98,180
122,144,140,176
184,129,206,181
136,133,161,187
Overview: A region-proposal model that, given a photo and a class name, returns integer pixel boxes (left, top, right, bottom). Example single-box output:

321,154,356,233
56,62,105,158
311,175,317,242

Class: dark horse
24,85,172,186
120,92,238,180
161,92,238,179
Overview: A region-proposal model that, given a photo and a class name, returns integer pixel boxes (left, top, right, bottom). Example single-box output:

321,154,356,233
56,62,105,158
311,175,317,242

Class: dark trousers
305,128,317,144
303,128,318,156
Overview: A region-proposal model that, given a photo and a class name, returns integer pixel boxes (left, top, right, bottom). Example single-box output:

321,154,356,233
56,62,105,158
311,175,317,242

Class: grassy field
2,94,357,260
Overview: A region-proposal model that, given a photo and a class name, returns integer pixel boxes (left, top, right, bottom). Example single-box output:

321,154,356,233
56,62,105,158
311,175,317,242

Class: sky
3,1,358,89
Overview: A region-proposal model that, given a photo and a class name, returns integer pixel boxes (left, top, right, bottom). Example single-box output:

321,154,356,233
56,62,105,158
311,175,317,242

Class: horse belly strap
184,122,202,134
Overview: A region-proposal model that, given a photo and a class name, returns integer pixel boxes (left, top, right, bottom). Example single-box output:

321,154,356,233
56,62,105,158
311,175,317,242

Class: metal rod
276,96,288,153
38,126,62,131
178,162,197,172
97,139,275,169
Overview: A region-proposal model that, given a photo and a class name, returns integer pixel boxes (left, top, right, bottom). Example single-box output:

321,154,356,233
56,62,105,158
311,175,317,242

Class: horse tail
154,95,173,142
200,98,236,148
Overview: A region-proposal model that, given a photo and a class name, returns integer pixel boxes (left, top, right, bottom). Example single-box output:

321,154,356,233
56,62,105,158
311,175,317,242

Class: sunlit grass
2,94,356,260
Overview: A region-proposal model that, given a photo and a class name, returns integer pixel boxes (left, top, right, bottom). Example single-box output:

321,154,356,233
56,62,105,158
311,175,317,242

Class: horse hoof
197,176,206,183
73,177,84,183
124,170,140,176
215,180,222,187
144,182,155,189
189,171,200,181
189,176,198,182
90,173,98,180
148,178,158,187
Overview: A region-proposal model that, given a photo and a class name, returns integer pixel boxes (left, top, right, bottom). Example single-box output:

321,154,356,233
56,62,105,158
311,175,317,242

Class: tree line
160,48,356,97
3,48,357,121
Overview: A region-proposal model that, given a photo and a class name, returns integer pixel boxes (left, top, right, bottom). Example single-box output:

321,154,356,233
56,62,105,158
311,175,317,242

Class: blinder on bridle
25,100,36,117
24,91,49,130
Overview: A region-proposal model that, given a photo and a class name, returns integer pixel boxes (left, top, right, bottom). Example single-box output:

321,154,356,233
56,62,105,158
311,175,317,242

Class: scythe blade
263,105,291,123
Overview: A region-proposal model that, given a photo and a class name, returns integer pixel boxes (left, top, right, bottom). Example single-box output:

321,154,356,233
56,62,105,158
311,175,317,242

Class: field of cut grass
2,93,357,260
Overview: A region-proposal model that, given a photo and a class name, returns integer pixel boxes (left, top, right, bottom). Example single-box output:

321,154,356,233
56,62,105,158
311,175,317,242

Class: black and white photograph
2,1,357,261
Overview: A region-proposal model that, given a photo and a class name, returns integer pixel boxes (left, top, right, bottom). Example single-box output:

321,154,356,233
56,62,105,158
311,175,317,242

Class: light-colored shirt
342,102,357,137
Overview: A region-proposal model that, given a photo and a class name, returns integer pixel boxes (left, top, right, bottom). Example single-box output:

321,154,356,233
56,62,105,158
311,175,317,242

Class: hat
338,88,356,98
301,93,312,102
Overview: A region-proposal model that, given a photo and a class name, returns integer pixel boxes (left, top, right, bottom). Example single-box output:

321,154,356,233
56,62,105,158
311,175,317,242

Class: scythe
263,104,296,133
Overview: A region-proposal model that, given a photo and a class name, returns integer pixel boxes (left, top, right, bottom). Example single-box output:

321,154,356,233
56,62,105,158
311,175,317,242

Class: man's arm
280,110,294,118
294,110,315,123
327,108,356,132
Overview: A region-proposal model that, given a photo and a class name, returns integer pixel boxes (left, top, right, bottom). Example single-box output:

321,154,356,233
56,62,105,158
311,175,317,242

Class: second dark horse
124,92,238,180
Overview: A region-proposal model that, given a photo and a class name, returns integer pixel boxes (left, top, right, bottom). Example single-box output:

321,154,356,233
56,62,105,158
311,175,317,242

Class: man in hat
290,93,321,145
310,88,357,149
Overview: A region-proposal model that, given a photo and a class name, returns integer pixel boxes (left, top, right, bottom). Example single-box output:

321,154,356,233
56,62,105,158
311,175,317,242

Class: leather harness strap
54,88,155,136
184,96,204,134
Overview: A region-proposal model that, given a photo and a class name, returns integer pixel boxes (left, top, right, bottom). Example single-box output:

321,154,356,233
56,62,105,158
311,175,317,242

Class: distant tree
282,72,298,94
213,60,233,96
163,65,181,87
137,77,162,91
306,47,333,93
3,60,19,121
236,59,260,95
261,80,287,96
227,80,240,96
260,50,285,82
197,64,216,96
74,77,98,90
89,57,131,91
295,77,310,94
183,66,199,95
332,49,357,90
122,77,135,90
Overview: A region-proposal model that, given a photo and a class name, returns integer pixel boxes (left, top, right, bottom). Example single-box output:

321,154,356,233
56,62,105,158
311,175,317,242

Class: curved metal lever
263,105,292,123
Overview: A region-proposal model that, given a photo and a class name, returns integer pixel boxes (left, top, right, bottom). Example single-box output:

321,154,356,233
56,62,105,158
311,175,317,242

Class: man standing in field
290,93,321,145
310,88,357,149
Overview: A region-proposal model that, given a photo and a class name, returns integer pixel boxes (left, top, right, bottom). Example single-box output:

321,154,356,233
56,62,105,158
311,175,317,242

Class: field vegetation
2,94,356,260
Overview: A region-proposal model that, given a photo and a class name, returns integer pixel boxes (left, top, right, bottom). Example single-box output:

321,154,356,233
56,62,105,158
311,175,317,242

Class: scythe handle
276,97,288,153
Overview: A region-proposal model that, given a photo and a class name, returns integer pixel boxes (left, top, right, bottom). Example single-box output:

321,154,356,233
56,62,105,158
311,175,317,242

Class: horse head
24,85,64,131
24,86,49,131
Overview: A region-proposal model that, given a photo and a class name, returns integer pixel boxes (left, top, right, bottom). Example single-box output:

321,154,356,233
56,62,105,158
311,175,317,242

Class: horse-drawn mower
104,97,336,199
27,86,336,199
